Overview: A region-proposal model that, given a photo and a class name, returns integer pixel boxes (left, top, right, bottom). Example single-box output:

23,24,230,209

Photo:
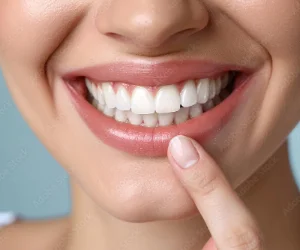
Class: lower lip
65,75,252,157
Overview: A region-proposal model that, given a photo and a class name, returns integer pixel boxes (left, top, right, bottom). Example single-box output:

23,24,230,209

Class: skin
0,0,300,249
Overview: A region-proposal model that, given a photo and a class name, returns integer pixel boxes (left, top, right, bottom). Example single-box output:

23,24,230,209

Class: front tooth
127,111,143,125
155,85,180,113
221,73,229,89
197,78,210,104
180,80,197,107
116,86,131,111
209,80,216,99
175,108,189,124
102,82,116,109
143,114,158,127
190,104,203,118
203,100,214,112
131,87,155,114
158,113,174,126
103,106,115,117
85,78,93,94
115,110,127,122
97,86,105,105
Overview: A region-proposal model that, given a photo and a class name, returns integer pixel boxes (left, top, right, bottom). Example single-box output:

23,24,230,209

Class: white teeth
155,85,181,114
215,77,222,95
127,111,143,125
131,87,155,114
197,78,210,104
87,73,232,126
115,110,127,122
103,106,115,117
102,82,116,109
97,86,105,105
116,86,131,111
143,113,158,127
203,100,215,112
175,107,189,124
85,78,93,94
158,113,174,126
180,80,197,107
91,83,98,99
189,104,203,118
209,80,216,99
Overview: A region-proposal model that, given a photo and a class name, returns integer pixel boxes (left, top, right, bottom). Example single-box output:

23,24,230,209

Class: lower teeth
89,89,230,127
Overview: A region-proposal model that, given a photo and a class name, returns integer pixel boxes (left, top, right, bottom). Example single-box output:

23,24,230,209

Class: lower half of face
0,0,300,222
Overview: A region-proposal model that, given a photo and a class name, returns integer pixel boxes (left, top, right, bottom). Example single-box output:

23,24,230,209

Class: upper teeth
85,73,230,115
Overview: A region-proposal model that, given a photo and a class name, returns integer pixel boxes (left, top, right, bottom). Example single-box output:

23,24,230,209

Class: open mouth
85,72,236,127
62,61,253,156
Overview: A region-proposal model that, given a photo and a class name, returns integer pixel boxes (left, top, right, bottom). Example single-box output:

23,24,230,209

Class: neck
65,141,300,250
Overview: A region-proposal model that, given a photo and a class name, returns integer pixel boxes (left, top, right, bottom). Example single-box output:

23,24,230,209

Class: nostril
105,32,137,45
176,28,199,36
106,32,124,41
170,28,200,40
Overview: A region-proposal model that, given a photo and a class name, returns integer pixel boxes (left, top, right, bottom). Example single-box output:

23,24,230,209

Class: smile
63,60,254,156
85,72,232,126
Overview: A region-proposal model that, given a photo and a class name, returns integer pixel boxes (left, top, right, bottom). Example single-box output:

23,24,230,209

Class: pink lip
62,61,254,157
63,60,252,86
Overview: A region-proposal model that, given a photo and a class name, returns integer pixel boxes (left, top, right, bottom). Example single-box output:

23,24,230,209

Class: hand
168,135,264,250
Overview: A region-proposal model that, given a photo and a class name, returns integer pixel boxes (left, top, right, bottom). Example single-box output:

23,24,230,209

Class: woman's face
1,0,300,221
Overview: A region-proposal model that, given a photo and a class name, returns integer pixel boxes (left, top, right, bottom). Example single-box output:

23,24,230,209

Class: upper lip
62,59,253,86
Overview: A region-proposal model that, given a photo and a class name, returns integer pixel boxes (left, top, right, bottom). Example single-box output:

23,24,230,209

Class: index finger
168,135,264,250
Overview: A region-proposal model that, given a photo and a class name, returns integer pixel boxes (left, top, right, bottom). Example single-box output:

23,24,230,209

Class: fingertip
168,135,199,169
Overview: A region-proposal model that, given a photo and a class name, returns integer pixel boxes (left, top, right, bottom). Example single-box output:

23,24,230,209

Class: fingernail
169,136,199,168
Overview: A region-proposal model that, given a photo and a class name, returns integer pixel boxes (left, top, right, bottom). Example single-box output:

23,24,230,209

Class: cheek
0,1,85,66
214,0,300,57
0,1,87,131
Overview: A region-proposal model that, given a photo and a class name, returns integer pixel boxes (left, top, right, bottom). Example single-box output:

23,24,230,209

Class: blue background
0,71,299,219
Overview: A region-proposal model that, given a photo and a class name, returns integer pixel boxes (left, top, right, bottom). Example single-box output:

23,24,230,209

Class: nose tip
96,0,209,49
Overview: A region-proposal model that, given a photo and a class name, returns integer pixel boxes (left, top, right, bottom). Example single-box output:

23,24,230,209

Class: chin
104,183,199,223
68,145,200,222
